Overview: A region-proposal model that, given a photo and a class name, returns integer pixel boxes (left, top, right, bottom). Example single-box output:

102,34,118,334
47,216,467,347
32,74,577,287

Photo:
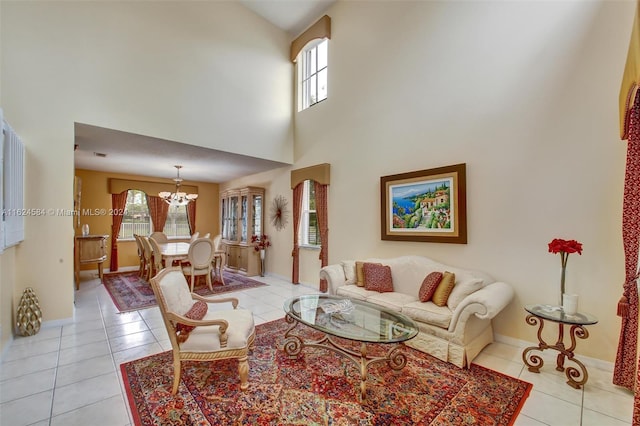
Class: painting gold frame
380,163,467,243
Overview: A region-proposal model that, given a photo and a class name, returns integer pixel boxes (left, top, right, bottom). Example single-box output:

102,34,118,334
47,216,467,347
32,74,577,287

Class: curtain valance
108,178,198,195
620,0,640,140
290,163,331,189
290,15,331,62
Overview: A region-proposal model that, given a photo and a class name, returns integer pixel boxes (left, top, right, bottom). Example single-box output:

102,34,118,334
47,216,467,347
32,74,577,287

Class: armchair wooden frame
150,267,256,394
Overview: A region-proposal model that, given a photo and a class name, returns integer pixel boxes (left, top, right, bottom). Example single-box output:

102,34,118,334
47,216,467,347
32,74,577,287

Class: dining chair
133,234,146,277
189,232,200,243
148,237,165,277
140,236,154,280
150,231,169,244
212,234,226,285
203,233,211,239
182,237,215,291
149,266,255,394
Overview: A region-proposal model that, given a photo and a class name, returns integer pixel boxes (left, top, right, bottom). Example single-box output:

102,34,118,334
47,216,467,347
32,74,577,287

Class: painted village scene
391,178,453,231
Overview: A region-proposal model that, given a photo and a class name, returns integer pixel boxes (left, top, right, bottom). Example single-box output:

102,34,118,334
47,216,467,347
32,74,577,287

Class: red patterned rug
103,271,267,312
121,318,532,425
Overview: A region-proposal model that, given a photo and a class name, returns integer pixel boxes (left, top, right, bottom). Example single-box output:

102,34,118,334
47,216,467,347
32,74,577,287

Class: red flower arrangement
548,238,583,298
251,234,271,252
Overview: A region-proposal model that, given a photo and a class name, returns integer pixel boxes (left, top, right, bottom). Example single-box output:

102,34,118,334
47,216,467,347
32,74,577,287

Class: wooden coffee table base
283,314,408,400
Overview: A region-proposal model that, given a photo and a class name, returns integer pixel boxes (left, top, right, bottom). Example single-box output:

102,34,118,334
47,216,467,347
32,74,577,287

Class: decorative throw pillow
447,277,484,310
176,300,208,343
341,260,357,285
355,261,366,287
418,271,443,302
432,271,455,307
363,263,394,292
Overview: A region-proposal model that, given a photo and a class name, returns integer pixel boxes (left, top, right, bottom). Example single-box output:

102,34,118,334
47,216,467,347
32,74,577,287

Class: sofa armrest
319,264,346,295
448,281,514,333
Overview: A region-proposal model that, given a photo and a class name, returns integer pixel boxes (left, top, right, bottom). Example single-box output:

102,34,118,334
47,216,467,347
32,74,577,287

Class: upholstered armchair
150,266,255,394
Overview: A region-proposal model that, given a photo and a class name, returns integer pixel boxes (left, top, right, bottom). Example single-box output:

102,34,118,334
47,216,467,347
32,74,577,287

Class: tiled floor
0,271,633,425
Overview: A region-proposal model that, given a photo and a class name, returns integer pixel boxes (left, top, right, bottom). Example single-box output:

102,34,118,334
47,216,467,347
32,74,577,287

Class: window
298,39,328,111
300,180,320,246
119,190,191,239
163,204,190,238
119,190,152,239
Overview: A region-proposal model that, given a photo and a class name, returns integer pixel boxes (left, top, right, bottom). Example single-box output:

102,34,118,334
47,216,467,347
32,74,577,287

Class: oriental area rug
121,318,532,425
103,271,267,312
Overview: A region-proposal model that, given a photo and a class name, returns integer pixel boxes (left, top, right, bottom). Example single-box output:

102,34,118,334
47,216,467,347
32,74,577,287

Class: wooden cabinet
221,187,264,276
74,235,108,290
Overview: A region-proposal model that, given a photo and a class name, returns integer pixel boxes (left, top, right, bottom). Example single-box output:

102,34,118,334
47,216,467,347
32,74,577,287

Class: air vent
93,152,107,158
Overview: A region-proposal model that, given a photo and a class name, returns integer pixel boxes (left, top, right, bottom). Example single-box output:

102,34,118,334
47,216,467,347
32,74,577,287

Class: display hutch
220,186,264,276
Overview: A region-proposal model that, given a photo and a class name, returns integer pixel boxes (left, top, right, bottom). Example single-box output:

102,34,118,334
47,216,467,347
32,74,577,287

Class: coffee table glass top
284,295,418,343
525,304,598,326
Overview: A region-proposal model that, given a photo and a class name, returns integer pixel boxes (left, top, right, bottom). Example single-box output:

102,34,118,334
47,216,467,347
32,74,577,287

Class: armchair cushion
176,300,208,343
159,271,195,315
180,308,255,352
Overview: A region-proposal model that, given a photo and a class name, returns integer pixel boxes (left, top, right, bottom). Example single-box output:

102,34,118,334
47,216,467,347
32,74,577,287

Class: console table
522,304,598,389
74,234,109,290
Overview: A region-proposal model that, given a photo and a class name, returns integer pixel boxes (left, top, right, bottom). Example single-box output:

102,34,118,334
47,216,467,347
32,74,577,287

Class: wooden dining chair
212,234,226,285
150,231,169,244
182,237,215,291
189,232,200,243
150,266,255,394
148,237,165,277
140,236,154,280
133,234,146,277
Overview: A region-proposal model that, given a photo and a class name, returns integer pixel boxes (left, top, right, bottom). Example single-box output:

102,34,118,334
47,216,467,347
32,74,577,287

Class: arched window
118,189,190,239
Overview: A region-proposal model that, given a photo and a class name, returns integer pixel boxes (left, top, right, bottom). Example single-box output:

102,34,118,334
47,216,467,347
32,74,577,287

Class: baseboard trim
494,332,614,373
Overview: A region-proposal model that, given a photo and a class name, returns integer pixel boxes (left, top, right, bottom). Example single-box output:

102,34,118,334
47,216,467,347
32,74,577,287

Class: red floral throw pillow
419,272,443,302
363,263,394,293
176,300,208,343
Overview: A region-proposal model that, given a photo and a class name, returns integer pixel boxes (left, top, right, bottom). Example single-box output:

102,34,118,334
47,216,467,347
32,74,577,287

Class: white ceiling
73,0,335,184
239,0,336,36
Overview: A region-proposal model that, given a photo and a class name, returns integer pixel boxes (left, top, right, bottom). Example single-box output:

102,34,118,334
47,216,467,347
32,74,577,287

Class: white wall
0,0,294,345
227,0,636,363
0,0,634,363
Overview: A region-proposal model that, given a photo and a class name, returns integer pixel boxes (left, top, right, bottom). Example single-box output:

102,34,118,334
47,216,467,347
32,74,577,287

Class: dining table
159,242,190,266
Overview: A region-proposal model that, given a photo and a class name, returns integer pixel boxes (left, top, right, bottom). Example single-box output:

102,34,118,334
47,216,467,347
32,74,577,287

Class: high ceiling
74,0,335,184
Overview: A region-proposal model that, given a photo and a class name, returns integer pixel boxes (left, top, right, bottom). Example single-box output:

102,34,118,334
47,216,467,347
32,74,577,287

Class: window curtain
186,201,196,235
314,181,329,292
109,191,128,271
614,1,640,399
291,182,304,284
614,89,640,391
146,195,169,233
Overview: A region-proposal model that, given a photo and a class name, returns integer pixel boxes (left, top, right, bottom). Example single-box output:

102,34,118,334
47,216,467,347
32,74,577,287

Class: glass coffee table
283,294,418,400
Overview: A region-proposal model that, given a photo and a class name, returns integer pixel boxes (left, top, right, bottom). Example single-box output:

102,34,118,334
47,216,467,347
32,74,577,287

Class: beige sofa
319,255,514,368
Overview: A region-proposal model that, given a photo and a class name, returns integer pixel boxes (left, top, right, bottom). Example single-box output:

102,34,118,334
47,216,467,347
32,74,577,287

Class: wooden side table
74,235,109,290
522,304,598,389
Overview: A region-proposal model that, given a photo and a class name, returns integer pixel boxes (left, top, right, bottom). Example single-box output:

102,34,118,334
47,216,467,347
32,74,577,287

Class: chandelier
158,165,198,206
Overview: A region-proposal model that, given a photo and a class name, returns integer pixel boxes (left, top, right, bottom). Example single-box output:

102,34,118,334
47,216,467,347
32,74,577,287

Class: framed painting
380,163,467,243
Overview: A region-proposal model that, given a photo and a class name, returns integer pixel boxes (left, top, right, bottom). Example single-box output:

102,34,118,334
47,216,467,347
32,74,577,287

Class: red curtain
314,181,329,292
187,201,197,234
614,89,640,392
291,182,304,284
146,195,169,233
109,191,128,271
